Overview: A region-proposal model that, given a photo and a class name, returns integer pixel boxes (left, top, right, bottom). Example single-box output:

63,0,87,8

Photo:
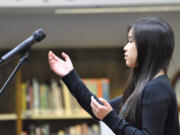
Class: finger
48,51,56,62
48,54,54,65
99,97,109,107
48,51,54,60
50,51,68,66
62,52,72,64
48,52,57,65
91,96,102,109
90,101,98,113
91,107,97,116
49,59,56,68
49,51,61,62
48,51,53,62
91,96,99,109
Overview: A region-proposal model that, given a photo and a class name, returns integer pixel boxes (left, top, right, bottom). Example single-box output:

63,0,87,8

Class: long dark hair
119,17,175,123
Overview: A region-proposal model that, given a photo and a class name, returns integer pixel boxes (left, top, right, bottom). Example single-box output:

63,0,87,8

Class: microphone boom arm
0,51,29,94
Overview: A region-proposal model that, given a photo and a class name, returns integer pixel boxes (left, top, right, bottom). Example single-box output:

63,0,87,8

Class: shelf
21,112,180,121
21,113,92,120
0,113,17,121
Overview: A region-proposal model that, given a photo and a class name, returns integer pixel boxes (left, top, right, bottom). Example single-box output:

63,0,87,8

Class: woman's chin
126,62,135,68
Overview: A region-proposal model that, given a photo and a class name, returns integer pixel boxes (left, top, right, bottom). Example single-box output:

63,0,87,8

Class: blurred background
0,0,179,135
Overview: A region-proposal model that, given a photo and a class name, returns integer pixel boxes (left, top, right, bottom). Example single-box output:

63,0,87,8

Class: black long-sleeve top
62,70,180,135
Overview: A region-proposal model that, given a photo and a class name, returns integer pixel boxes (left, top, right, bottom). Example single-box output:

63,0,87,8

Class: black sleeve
62,70,170,135
62,70,122,120
109,96,123,114
103,84,170,135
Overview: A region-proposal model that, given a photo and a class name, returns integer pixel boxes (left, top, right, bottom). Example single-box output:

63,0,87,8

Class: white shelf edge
21,113,92,120
0,113,17,121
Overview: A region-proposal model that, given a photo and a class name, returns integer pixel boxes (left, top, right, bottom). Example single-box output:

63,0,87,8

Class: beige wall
168,27,180,79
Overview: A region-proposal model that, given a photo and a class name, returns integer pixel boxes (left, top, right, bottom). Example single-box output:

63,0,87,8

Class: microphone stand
0,51,30,94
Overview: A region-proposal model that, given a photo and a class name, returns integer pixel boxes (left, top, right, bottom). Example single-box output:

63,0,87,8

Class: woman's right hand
48,51,73,77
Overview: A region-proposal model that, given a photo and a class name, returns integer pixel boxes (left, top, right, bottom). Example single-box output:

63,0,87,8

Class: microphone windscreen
33,29,46,42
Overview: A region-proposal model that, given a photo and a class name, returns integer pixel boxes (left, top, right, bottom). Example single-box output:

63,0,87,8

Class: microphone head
33,29,46,42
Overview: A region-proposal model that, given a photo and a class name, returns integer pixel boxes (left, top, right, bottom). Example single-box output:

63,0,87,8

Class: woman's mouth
124,54,128,59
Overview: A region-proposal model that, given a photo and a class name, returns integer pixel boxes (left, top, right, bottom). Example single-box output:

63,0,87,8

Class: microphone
0,29,46,64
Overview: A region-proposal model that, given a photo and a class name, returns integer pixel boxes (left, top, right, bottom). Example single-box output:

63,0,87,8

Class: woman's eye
127,39,133,43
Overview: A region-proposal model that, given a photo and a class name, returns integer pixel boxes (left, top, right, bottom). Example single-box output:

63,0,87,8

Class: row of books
22,123,99,135
21,78,110,116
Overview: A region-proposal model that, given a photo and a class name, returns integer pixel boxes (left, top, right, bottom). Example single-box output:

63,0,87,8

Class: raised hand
48,51,73,77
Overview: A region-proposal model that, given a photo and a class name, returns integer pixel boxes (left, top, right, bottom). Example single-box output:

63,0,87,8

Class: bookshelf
0,47,128,135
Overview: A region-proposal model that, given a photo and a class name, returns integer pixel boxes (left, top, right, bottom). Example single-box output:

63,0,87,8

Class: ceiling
0,2,179,77
0,4,180,49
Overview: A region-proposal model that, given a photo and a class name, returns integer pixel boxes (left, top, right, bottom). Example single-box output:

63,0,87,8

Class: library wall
20,47,129,99
0,47,130,135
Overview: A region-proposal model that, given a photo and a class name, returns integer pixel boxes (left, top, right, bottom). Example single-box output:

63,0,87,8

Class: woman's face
123,29,138,68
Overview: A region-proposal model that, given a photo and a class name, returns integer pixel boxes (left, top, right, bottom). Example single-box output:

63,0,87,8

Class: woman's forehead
128,29,134,39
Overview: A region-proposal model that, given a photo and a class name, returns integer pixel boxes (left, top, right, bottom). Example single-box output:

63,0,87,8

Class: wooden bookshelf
0,48,128,135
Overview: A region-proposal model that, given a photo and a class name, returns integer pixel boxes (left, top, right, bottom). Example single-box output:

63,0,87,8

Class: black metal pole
0,51,29,94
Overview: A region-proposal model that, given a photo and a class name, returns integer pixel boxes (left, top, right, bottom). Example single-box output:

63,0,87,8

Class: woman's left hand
90,96,113,120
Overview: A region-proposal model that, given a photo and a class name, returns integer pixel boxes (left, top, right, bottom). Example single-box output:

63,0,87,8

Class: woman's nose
123,44,128,51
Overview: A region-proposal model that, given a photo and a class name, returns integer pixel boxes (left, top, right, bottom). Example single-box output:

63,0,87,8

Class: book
21,77,110,117
82,78,97,96
58,130,65,135
40,84,48,114
97,79,103,98
21,82,27,114
32,78,40,115
101,78,110,100
61,82,72,115
51,79,64,115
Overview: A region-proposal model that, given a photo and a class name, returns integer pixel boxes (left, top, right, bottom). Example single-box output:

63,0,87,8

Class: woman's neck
153,70,165,79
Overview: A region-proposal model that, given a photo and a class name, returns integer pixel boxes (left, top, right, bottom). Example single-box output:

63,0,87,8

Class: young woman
48,17,180,135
